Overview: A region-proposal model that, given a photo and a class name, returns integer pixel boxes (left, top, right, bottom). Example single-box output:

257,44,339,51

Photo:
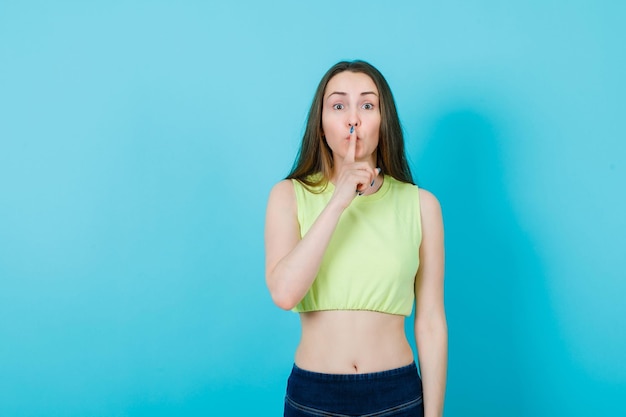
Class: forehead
324,71,378,97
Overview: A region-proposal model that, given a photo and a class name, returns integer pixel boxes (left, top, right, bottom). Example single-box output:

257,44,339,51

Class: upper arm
414,188,445,324
264,180,301,283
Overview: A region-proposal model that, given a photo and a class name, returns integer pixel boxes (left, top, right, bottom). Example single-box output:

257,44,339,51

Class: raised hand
329,126,379,210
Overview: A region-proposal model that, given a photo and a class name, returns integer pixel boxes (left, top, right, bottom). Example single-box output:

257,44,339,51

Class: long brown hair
287,60,413,189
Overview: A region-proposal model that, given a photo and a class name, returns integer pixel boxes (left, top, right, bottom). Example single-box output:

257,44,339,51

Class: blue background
1,1,624,416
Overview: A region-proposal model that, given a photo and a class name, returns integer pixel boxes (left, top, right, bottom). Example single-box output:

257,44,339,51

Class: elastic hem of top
291,307,412,317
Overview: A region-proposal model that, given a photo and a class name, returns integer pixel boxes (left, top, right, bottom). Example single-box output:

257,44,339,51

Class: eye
333,103,344,110
362,103,374,110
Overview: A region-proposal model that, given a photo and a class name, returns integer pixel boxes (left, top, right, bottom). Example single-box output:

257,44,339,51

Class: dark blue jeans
284,362,424,417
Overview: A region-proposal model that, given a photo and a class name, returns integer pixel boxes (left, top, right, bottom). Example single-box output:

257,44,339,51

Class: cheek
321,119,329,135
368,117,381,136
321,113,333,135
364,110,380,125
322,119,344,139
322,110,338,124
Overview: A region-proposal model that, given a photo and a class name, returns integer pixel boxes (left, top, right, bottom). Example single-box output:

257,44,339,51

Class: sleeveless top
291,174,422,316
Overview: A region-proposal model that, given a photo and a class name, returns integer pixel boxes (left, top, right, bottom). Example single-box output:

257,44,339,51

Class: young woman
265,60,447,417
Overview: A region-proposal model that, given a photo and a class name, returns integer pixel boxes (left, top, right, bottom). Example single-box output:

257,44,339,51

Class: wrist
325,196,349,216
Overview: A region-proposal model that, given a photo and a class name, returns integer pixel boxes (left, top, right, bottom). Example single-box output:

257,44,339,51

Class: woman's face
321,71,381,165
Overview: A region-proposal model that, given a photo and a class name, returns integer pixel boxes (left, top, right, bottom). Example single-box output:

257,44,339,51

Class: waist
295,310,414,374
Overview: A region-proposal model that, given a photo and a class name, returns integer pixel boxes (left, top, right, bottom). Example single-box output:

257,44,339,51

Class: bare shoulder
270,178,295,194
266,179,297,219
418,188,443,222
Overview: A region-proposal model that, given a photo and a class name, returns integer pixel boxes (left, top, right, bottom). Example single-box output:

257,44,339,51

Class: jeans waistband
290,361,418,382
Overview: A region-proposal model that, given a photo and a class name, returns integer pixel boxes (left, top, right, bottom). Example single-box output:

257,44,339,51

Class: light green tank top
291,175,422,316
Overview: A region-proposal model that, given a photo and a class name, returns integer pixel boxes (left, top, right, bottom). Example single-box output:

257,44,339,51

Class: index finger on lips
345,127,356,163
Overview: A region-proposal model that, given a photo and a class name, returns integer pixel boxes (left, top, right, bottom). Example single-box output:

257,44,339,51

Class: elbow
267,277,300,311
273,297,297,311
270,289,299,311
415,313,448,339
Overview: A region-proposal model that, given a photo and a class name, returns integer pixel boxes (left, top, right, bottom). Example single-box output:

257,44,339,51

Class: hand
329,127,379,210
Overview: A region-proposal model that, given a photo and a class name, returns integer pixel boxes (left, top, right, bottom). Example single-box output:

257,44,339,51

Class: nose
348,112,360,129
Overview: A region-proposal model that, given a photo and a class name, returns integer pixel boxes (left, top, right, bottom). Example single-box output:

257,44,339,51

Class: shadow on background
407,105,626,416
414,108,539,416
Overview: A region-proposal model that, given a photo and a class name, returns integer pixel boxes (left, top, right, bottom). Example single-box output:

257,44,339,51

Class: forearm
416,317,448,417
267,200,344,309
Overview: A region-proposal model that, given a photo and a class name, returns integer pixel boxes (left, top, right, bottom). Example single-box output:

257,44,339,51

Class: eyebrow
325,91,379,100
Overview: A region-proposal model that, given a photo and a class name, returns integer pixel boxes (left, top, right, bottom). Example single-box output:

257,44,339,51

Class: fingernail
357,191,363,196
350,126,354,134
370,179,375,187
376,167,381,174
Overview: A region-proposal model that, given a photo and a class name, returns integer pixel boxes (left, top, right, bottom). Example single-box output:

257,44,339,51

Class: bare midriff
295,310,414,374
